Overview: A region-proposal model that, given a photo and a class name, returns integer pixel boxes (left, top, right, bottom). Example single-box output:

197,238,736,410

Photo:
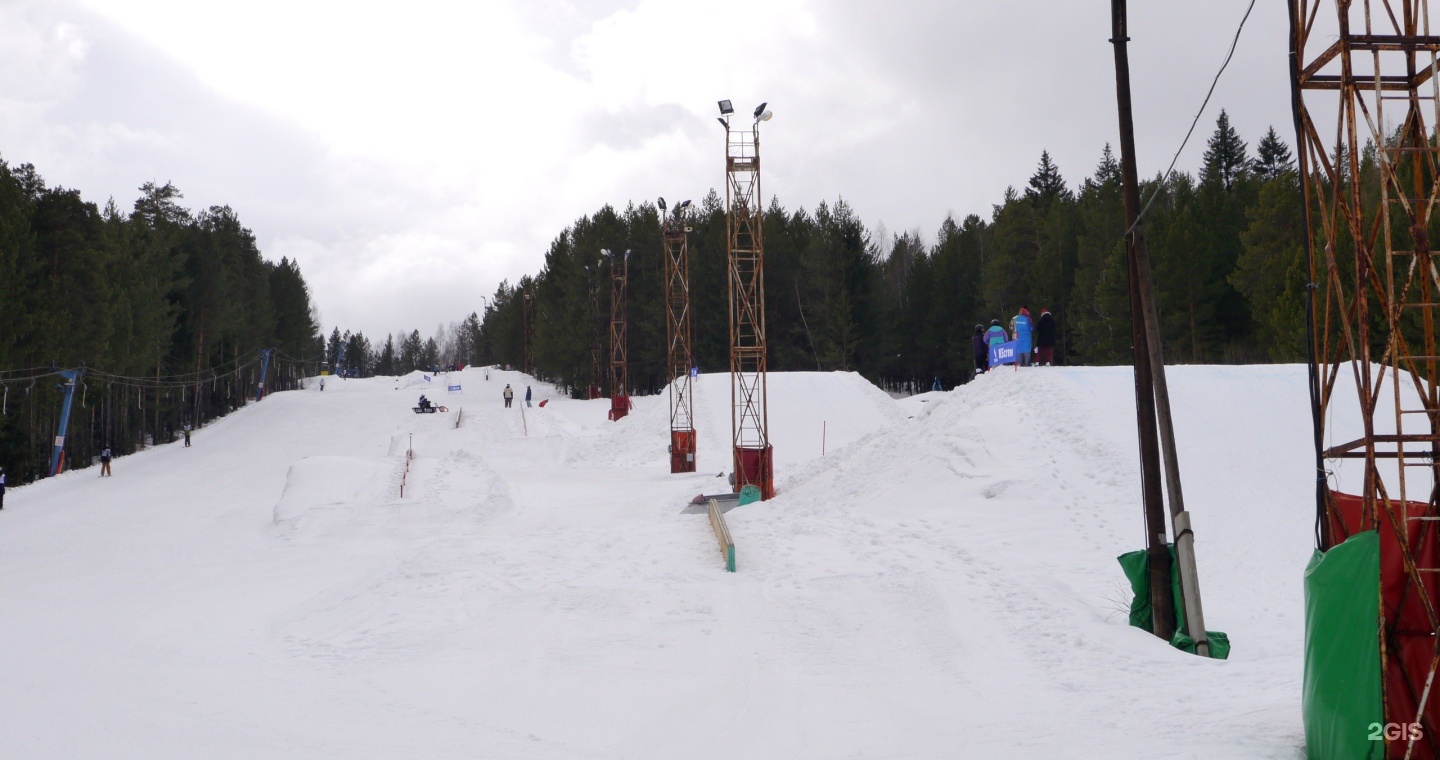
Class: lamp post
719,99,774,499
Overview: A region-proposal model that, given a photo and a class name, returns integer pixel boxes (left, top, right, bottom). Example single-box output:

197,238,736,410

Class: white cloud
6,0,1295,339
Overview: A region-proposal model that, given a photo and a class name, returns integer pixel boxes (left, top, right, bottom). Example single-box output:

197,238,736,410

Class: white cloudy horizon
0,0,1293,341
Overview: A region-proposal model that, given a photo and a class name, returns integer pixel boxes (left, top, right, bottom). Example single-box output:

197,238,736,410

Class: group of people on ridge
972,307,1057,374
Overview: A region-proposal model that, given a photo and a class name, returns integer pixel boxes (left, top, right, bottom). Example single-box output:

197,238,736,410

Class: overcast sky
0,0,1292,340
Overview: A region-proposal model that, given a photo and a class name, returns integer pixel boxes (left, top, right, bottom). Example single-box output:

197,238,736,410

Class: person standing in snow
100,446,112,477
0,466,6,510
525,385,532,407
319,377,325,391
971,324,989,376
1010,308,1034,367
503,384,514,408
984,320,1008,346
1035,308,1057,366
183,423,192,448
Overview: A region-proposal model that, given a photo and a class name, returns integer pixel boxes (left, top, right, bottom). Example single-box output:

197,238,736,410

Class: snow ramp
719,365,1316,757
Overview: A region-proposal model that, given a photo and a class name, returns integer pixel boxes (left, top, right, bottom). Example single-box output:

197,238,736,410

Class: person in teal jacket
1010,308,1034,366
984,319,1008,346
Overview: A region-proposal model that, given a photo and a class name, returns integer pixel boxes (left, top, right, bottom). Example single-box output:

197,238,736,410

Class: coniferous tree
1200,110,1252,191
1254,126,1295,182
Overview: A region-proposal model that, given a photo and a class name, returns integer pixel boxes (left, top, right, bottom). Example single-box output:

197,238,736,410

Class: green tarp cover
1303,530,1382,760
1117,544,1230,659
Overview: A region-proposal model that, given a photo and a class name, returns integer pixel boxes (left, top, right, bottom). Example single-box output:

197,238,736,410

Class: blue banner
989,340,1020,367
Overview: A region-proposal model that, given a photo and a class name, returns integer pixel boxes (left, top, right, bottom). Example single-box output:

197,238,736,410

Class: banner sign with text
989,340,1019,367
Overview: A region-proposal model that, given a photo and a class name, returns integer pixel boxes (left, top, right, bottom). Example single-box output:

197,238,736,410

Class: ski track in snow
0,365,1334,758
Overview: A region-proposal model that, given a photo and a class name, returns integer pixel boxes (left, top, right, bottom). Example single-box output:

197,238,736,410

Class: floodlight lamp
752,102,767,119
675,199,691,213
657,197,666,211
758,110,773,122
718,100,734,115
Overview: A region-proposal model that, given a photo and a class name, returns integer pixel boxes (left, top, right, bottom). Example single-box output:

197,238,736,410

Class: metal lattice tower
522,291,534,376
607,248,631,421
1293,1,1440,752
721,101,774,499
662,199,696,472
587,262,603,400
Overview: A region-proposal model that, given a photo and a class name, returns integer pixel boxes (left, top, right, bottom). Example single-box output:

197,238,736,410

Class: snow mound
565,371,903,479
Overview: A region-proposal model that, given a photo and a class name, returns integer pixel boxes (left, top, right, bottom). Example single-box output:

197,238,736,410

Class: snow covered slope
0,365,1321,758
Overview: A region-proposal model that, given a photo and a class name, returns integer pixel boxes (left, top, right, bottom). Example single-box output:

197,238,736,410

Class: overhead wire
1123,0,1259,239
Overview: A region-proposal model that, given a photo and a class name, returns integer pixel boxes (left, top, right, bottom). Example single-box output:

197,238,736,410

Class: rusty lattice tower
586,259,603,400
522,290,534,376
1293,1,1440,753
720,100,774,499
661,198,696,472
606,248,631,421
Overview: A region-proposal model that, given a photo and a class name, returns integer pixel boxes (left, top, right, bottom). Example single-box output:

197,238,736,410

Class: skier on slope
183,423,192,448
503,384,514,408
1035,308,1057,366
100,446,112,477
525,385,532,407
1010,308,1034,367
972,324,989,376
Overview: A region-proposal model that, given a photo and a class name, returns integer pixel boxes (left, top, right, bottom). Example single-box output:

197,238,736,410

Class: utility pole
1111,1,1203,653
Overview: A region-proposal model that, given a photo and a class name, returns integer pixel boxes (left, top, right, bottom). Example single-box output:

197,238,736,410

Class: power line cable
1125,0,1258,238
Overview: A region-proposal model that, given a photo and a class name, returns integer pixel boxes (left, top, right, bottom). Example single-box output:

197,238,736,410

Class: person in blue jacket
1010,308,1034,367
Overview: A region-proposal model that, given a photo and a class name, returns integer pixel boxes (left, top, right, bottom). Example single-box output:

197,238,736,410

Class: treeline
321,314,485,378
467,110,1307,396
0,157,323,483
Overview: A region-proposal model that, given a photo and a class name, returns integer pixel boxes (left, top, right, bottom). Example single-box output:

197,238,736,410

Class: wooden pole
1110,0,1176,642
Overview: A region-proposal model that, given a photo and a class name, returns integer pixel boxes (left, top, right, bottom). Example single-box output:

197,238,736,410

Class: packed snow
0,364,1337,758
